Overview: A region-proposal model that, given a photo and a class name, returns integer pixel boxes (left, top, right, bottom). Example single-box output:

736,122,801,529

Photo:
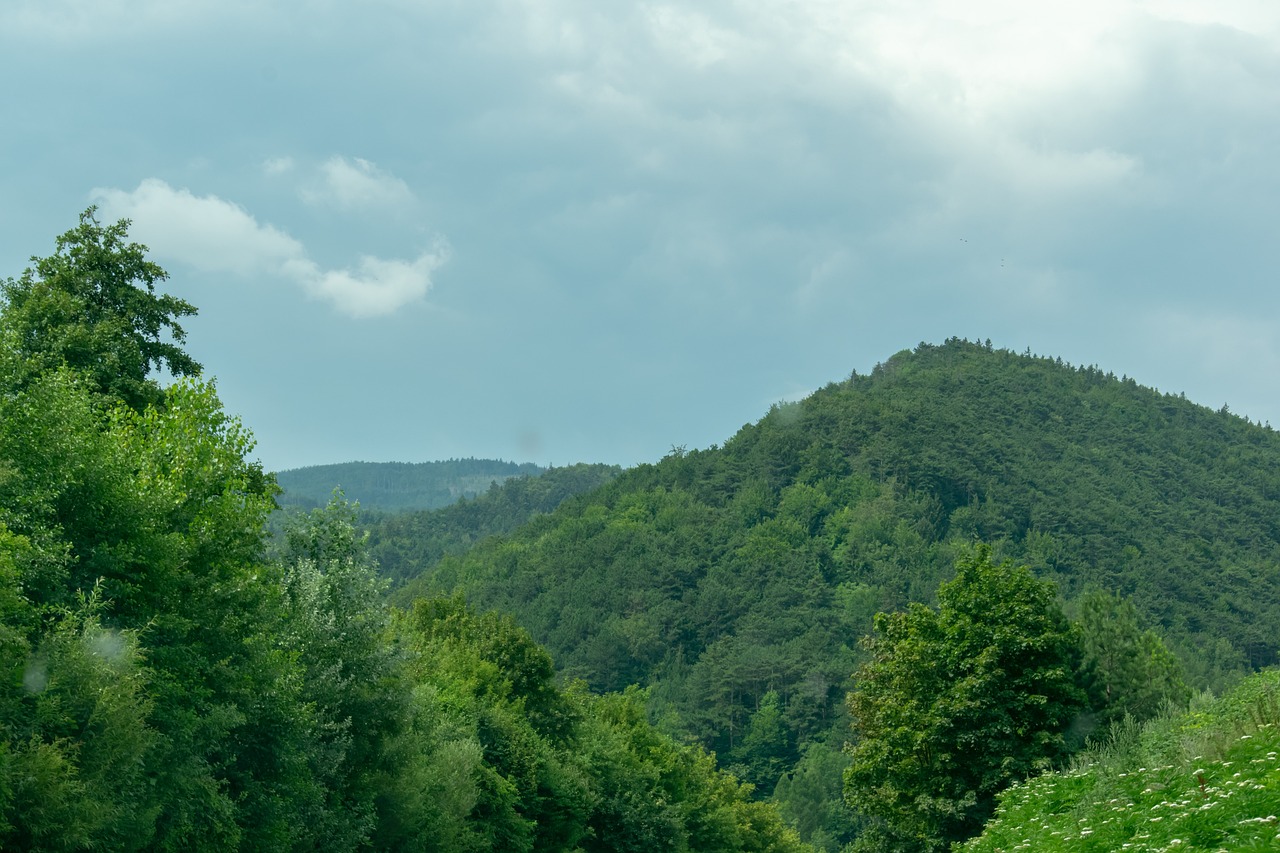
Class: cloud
262,156,295,175
303,157,414,210
92,179,447,318
643,5,743,69
91,178,302,276
490,1,1277,206
284,250,449,319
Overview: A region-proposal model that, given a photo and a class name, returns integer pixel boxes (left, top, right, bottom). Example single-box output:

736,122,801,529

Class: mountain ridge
387,338,1280,848
275,457,545,513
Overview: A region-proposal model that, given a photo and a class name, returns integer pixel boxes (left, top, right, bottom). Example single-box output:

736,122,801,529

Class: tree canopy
844,547,1086,852
1,207,199,410
0,212,811,851
386,338,1275,847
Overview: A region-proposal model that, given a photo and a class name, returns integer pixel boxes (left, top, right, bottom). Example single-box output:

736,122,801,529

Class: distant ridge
370,462,623,588
275,458,544,513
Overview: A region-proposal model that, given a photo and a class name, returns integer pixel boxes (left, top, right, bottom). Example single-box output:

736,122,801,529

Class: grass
959,670,1280,852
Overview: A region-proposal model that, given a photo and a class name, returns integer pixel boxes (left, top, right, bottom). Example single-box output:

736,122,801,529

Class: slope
962,668,1280,853
394,339,1280,833
369,462,621,587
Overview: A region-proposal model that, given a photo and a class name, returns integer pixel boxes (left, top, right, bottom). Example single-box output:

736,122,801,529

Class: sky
3,1,1279,472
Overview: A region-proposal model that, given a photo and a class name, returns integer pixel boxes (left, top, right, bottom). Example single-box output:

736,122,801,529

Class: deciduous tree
844,546,1085,852
1,208,198,410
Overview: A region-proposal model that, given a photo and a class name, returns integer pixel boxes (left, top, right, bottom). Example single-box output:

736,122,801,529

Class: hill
366,463,622,587
274,458,544,512
392,339,1280,846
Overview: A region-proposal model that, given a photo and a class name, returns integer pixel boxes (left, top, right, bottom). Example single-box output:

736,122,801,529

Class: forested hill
395,338,1280,842
366,462,622,587
275,458,544,512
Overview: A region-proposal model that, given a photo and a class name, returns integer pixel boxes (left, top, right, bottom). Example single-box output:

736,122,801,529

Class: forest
275,459,552,513
0,212,807,851
2,211,1278,852
387,337,1280,847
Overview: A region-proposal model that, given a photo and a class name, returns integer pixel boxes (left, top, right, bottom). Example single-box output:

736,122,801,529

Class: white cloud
92,179,447,318
262,156,295,175
284,251,449,319
91,178,302,277
303,157,414,210
496,0,1278,204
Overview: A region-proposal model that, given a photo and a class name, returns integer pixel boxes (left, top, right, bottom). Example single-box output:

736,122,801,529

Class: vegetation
371,462,621,588
275,458,547,513
0,212,809,851
391,338,1280,848
6,211,1274,851
961,669,1280,853
0,207,199,411
844,547,1087,852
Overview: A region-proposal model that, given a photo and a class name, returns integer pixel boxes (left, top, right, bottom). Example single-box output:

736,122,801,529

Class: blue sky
3,1,1278,472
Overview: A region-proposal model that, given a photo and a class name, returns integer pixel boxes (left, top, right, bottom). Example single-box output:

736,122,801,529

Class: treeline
394,339,1280,847
275,458,546,512
369,462,621,587
0,211,808,851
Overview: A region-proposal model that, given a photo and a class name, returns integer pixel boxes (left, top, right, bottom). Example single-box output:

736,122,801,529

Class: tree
844,546,1085,852
1,208,198,410
1078,588,1189,724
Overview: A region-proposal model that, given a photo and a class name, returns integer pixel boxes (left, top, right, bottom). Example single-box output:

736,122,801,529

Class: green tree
1,208,198,410
1078,588,1189,724
773,742,861,851
844,546,1085,852
731,690,792,789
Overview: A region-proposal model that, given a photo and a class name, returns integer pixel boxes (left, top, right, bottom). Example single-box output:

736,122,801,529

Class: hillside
393,339,1280,845
366,463,622,587
962,668,1280,852
274,458,544,512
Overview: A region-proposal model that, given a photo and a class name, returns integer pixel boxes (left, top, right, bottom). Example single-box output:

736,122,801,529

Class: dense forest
0,212,809,851
362,463,621,587
4,211,1277,852
392,338,1280,848
275,459,548,513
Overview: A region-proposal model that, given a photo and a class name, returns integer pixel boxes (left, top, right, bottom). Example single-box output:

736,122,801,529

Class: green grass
959,670,1280,852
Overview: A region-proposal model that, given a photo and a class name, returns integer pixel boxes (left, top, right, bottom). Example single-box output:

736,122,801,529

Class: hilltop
274,458,545,512
392,339,1280,847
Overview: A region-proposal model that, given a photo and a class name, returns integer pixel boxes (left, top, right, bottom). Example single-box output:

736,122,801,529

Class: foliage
0,572,155,851
386,338,1280,846
1078,587,1191,726
961,669,1280,852
274,458,548,513
7,214,1276,850
374,461,621,590
396,596,814,853
773,742,862,852
843,547,1086,851
0,207,198,410
0,212,809,851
